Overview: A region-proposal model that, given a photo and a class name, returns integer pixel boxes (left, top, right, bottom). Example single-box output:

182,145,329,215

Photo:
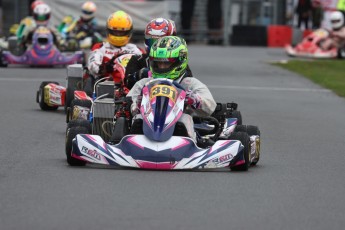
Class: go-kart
36,53,134,113
0,26,84,67
285,29,339,59
66,78,260,171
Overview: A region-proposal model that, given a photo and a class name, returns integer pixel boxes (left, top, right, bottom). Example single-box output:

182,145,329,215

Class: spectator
207,0,223,45
311,0,323,29
296,0,312,29
180,0,195,43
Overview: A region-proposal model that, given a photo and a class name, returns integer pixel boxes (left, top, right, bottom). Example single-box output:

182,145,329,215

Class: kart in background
0,26,84,67
285,29,339,59
36,53,134,113
66,78,261,171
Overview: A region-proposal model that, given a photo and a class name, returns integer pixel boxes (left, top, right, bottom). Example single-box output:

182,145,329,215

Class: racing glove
185,90,201,109
130,95,143,116
125,68,149,89
88,51,103,75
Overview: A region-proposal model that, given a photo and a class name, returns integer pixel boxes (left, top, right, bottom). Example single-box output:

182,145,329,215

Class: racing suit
127,73,217,140
321,27,345,50
88,42,143,83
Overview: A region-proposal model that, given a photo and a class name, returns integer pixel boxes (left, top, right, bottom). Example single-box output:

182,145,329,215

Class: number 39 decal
150,85,177,101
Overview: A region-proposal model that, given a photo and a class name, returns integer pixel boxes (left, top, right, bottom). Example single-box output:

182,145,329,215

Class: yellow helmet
106,11,133,47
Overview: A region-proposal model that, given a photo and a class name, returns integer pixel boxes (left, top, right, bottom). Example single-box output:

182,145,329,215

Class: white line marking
208,85,331,93
0,78,332,93
0,78,64,82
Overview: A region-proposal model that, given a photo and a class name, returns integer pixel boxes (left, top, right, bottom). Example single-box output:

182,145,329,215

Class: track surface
1,46,344,230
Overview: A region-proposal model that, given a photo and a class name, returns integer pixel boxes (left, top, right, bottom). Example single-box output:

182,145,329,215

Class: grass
273,60,345,97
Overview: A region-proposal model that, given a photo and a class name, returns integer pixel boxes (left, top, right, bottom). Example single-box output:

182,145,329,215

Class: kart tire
235,125,261,165
37,81,59,111
229,131,250,171
65,126,88,166
68,99,92,122
0,50,8,67
66,119,92,134
230,110,242,125
109,117,129,144
64,78,83,113
337,48,345,59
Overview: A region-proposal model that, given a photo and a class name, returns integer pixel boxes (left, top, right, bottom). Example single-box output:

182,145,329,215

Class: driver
21,3,64,49
73,1,98,40
88,10,143,83
127,36,216,140
321,11,345,50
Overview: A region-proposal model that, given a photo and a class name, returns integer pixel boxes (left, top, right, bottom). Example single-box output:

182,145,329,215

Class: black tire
64,78,83,113
66,119,92,134
247,126,260,166
0,51,8,67
37,81,59,111
68,99,92,122
337,47,345,59
109,117,129,144
235,125,261,165
229,131,250,171
230,110,242,125
65,126,88,166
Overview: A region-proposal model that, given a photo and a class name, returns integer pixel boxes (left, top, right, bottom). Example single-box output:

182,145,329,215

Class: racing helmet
106,11,133,47
81,1,97,21
149,36,188,80
31,0,45,12
330,11,344,30
144,18,176,53
33,3,51,26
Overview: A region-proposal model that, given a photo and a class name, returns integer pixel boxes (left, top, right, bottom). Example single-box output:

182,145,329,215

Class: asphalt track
0,46,345,230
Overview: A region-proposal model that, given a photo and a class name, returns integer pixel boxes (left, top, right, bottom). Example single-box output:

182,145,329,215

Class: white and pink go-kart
66,79,261,171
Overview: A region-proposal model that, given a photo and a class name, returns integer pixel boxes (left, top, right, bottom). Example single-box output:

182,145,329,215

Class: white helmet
81,1,97,21
330,11,344,30
33,3,51,26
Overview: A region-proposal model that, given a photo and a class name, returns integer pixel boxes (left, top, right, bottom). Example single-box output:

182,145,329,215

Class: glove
125,68,149,89
185,90,201,109
104,55,117,73
130,95,142,116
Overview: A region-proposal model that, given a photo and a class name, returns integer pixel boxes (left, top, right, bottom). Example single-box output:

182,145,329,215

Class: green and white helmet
149,36,188,80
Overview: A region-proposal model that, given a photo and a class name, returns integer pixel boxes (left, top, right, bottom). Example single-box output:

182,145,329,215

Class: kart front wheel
37,81,59,111
229,131,250,171
235,125,261,165
65,126,88,166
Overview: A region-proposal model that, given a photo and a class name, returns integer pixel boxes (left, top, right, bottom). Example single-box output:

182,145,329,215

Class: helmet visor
34,14,50,21
82,10,94,15
107,28,132,36
150,58,178,74
331,19,341,24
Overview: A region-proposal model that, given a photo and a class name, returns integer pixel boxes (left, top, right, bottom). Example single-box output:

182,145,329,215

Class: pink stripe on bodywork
71,153,88,162
171,138,190,151
232,159,245,166
136,161,176,170
127,136,145,150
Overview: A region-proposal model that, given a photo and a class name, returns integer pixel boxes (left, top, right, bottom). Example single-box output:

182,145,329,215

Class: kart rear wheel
229,131,250,171
64,78,83,113
67,99,92,122
235,125,261,165
65,126,88,166
37,81,59,111
66,119,92,134
230,110,242,125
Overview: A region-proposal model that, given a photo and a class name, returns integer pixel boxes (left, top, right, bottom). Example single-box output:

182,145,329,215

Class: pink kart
285,29,339,59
